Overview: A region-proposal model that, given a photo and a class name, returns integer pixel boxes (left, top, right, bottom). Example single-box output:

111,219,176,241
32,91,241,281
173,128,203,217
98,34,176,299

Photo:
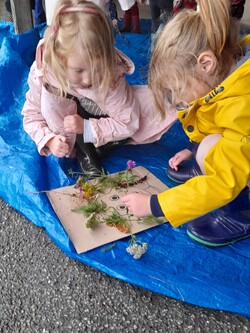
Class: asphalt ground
1,197,250,333
1,3,250,332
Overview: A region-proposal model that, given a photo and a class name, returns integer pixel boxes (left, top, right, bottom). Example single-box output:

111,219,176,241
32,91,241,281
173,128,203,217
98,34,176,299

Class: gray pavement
1,197,250,332
1,3,250,332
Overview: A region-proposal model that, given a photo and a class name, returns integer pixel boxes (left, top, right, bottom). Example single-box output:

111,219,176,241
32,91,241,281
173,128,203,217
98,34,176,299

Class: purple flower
127,160,136,170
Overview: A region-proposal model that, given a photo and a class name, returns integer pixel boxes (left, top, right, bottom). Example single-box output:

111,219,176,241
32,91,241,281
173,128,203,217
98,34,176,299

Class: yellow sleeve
158,137,250,227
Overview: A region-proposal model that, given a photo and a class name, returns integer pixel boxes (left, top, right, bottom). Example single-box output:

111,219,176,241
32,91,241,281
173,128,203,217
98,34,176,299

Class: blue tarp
0,19,249,317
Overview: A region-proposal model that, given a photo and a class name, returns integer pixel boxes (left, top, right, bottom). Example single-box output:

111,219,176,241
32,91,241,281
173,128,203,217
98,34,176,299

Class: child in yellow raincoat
121,0,250,247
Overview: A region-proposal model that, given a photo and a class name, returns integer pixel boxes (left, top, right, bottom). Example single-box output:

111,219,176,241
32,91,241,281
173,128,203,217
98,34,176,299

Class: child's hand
121,193,151,218
112,19,118,28
63,115,84,134
169,148,193,171
46,135,69,157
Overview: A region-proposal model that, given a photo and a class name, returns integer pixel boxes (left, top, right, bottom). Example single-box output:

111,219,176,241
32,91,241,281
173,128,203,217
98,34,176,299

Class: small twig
28,190,77,198
101,243,116,252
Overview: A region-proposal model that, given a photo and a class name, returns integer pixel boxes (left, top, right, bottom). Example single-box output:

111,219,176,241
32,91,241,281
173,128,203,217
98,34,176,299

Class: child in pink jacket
22,0,176,177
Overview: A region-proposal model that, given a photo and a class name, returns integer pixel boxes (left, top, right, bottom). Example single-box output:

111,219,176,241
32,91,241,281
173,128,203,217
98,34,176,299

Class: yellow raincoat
158,45,250,227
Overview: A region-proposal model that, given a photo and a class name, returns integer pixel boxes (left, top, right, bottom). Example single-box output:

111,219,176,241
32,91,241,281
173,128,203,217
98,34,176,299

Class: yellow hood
177,53,250,143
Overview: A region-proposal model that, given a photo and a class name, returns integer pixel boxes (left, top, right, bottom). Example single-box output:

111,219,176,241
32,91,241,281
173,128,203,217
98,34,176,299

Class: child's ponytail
198,0,231,58
149,0,241,117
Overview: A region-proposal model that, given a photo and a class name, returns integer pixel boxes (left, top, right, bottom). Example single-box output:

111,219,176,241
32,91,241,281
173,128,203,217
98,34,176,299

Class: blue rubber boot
187,187,250,247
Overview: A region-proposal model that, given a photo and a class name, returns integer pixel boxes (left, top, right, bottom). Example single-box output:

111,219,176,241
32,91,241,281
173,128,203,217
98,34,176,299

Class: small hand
63,115,84,134
169,148,193,171
112,19,118,28
46,135,69,157
121,193,151,218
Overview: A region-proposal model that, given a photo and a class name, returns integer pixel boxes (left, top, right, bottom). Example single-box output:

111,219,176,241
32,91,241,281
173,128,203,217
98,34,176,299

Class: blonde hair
43,0,115,97
149,0,242,117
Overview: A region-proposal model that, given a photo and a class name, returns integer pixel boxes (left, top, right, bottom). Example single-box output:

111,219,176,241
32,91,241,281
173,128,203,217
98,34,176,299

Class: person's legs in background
120,6,132,32
120,2,140,33
34,0,46,25
131,1,140,33
149,0,173,50
149,0,173,33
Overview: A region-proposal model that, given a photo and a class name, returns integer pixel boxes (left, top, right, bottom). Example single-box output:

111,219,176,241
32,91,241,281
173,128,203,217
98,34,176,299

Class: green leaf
101,243,116,252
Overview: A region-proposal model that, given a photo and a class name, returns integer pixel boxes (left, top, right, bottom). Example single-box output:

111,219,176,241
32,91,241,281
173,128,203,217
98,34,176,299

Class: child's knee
196,134,222,173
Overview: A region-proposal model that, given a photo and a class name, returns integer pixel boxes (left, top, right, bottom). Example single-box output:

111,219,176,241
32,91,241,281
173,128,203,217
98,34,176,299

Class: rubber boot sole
187,229,250,247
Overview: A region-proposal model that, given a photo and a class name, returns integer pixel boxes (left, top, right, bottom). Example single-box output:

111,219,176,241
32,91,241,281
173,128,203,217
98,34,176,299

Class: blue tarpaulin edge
0,19,249,317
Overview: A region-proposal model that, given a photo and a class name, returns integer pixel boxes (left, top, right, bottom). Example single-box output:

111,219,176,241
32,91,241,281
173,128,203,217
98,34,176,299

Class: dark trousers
149,0,174,33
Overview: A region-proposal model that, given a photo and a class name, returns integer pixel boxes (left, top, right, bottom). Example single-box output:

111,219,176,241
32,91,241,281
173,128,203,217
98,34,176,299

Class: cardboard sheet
47,166,168,253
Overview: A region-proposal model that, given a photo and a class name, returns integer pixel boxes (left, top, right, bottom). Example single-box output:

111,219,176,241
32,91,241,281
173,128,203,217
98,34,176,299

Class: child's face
180,76,211,104
172,75,212,110
67,53,93,89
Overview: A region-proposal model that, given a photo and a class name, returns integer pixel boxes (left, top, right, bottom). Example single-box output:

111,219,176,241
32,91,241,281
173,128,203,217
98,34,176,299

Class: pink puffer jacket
22,39,176,157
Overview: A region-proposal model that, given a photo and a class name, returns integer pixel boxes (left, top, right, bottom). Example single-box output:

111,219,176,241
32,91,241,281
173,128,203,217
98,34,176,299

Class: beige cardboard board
47,166,168,254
